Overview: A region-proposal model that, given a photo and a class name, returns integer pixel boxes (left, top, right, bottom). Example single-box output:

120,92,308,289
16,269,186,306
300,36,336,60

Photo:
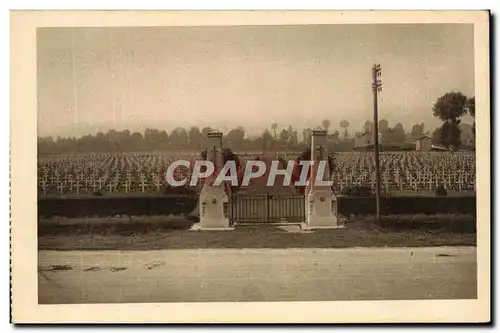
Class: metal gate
230,193,305,223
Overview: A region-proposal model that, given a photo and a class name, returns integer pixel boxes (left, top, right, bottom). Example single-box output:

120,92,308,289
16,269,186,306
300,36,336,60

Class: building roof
416,135,431,141
312,127,327,136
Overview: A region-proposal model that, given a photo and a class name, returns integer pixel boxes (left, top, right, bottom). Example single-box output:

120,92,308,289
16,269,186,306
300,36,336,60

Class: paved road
38,247,476,304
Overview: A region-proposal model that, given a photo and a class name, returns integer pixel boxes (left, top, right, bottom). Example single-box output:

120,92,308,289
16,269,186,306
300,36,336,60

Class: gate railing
230,193,305,223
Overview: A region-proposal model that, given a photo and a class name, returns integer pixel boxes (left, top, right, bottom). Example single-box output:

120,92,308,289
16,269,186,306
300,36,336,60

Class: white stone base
198,183,231,230
189,222,234,231
300,222,344,230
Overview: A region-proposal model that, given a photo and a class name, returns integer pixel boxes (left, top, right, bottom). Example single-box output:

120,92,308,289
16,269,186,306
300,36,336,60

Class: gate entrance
230,193,305,223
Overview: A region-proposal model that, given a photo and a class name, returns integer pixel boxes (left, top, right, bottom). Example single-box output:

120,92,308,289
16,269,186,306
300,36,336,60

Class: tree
466,96,475,117
332,130,340,142
131,132,144,150
432,92,468,150
157,130,169,149
459,123,474,147
262,129,273,150
384,123,406,144
144,128,160,149
289,127,299,149
279,128,290,147
201,127,213,138
394,123,406,143
169,127,188,147
363,121,374,133
394,123,405,131
226,126,245,150
302,128,312,145
340,120,350,138
433,92,468,121
431,127,441,145
271,123,278,140
188,126,203,149
440,121,461,150
321,119,331,132
378,119,389,144
466,96,475,136
378,119,389,133
410,122,425,141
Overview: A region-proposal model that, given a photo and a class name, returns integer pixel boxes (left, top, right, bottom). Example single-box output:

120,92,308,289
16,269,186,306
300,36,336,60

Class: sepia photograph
10,10,490,323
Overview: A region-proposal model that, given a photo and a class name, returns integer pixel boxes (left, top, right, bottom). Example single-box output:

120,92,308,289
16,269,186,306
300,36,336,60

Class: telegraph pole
372,64,382,225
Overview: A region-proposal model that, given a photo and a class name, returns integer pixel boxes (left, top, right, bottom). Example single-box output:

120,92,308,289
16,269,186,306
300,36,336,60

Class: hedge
337,196,476,217
38,195,197,218
38,194,476,218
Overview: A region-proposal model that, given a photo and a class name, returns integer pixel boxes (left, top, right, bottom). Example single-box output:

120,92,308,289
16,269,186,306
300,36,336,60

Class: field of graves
37,152,198,197
37,151,476,197
317,151,475,195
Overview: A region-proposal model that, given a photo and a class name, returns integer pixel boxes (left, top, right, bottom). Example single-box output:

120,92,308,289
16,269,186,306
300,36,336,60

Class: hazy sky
37,24,474,138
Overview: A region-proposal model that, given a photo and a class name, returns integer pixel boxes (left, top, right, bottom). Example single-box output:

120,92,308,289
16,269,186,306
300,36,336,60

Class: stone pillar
301,128,342,230
191,130,233,231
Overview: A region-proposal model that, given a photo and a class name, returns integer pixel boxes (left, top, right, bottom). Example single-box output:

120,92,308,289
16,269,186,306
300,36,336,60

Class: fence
230,194,305,223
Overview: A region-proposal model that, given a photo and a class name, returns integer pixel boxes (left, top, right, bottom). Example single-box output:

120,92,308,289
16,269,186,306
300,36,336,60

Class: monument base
194,183,233,231
302,189,343,230
190,222,234,231
300,221,344,230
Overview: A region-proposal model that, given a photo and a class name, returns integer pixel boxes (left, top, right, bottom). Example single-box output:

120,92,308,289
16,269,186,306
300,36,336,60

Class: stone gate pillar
191,130,233,231
301,128,342,230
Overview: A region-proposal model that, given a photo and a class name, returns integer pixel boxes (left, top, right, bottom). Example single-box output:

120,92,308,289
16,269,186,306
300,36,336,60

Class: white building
415,135,432,151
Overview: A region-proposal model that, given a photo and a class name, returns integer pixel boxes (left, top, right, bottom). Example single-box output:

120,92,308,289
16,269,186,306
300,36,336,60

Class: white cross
124,181,131,194
155,177,161,192
40,180,47,195
55,181,63,194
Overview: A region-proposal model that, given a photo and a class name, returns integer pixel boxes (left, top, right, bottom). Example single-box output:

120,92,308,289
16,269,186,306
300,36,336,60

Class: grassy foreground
38,215,476,251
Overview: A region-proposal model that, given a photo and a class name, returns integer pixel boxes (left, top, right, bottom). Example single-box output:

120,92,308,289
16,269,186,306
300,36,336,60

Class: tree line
38,92,475,154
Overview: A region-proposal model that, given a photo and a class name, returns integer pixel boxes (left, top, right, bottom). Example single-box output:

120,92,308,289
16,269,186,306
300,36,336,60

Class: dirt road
38,246,476,304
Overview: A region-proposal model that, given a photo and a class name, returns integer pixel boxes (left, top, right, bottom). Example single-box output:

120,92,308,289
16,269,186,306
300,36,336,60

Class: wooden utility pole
372,64,382,225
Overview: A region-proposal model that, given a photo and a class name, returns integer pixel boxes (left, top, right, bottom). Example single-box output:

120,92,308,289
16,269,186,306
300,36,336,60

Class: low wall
38,195,476,218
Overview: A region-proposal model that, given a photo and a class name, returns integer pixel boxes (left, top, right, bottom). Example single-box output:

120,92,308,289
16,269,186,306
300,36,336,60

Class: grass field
38,215,476,251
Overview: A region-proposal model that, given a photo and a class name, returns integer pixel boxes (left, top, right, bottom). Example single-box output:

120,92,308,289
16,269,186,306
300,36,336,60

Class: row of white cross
38,179,171,194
